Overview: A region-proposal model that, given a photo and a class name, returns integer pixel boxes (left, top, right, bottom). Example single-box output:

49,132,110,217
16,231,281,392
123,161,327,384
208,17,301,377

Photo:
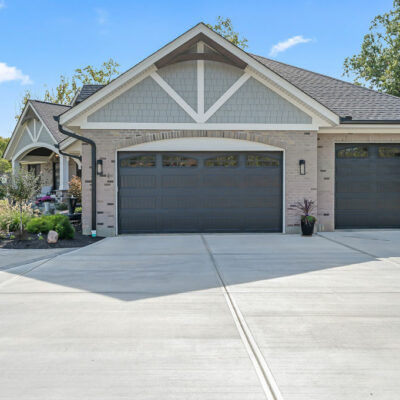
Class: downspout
54,144,82,162
55,117,97,235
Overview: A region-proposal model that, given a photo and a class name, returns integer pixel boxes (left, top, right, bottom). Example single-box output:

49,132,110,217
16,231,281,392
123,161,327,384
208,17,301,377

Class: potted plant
293,199,316,236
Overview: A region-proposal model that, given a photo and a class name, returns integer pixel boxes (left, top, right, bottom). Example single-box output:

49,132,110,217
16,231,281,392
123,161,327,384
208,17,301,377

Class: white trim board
78,122,319,131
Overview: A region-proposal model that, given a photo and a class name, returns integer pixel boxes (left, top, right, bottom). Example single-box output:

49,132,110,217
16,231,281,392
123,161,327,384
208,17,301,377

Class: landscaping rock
47,230,59,244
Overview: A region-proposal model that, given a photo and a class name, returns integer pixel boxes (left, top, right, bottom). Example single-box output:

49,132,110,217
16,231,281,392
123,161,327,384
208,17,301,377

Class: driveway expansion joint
200,234,284,400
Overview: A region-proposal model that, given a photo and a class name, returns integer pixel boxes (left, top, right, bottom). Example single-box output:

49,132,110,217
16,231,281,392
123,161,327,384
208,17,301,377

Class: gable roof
250,55,400,122
74,84,105,104
29,100,71,142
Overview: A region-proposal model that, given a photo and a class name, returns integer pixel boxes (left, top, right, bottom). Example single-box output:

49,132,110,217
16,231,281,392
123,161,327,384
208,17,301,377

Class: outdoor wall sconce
299,159,306,175
97,159,103,176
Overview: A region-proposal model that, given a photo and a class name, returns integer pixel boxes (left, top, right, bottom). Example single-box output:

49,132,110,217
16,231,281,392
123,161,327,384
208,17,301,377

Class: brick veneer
78,129,318,237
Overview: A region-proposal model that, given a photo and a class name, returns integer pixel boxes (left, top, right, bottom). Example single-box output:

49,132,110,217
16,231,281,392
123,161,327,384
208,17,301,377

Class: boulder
47,230,59,244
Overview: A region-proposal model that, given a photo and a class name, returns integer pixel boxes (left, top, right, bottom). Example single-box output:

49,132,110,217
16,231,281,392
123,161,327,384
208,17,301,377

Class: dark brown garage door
335,144,400,229
118,152,283,233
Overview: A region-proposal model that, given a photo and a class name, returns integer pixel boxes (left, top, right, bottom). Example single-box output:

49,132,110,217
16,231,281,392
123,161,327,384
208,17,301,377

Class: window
120,155,156,168
204,154,238,167
378,146,400,158
246,154,280,167
162,155,198,167
337,146,368,158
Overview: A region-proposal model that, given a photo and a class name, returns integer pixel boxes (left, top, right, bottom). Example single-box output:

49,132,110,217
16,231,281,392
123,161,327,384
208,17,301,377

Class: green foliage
301,215,316,223
0,137,11,176
75,206,82,214
0,199,34,233
26,214,74,239
55,202,68,211
343,0,400,95
2,170,40,235
206,17,248,49
26,217,52,234
16,59,120,119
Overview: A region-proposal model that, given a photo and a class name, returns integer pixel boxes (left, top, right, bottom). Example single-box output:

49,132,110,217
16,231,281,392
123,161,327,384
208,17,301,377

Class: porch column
11,159,20,175
59,154,69,190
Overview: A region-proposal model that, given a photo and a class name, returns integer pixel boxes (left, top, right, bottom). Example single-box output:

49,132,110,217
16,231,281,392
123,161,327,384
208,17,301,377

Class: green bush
55,202,68,211
75,206,82,213
26,214,75,239
26,217,52,234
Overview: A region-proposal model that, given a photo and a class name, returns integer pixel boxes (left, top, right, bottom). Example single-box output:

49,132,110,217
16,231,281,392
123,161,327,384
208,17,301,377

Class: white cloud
95,8,108,25
269,35,312,57
0,62,32,85
0,1,5,9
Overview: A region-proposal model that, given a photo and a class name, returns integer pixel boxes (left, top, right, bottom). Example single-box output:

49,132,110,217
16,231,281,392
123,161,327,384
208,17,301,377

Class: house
4,23,400,236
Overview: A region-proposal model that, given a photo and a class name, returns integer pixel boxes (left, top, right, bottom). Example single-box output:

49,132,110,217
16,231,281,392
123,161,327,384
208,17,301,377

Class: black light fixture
299,159,306,175
97,159,103,176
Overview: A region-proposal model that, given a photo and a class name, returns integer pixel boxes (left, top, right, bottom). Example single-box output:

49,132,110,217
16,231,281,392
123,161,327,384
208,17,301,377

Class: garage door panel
118,151,283,233
335,144,400,229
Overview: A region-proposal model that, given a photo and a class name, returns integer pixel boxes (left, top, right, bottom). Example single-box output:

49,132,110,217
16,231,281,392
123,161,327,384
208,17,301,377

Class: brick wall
79,129,318,236
317,133,400,231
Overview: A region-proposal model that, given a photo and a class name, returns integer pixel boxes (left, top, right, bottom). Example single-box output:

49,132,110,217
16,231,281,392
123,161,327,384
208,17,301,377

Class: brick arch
116,130,290,152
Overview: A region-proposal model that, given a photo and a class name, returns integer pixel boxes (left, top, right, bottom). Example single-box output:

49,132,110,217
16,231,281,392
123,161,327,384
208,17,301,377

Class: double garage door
335,144,400,229
118,152,283,233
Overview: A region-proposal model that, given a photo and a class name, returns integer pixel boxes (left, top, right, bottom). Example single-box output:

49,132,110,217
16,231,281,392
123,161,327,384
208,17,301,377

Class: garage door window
337,146,368,158
246,154,280,167
204,154,238,167
120,154,156,168
378,147,400,158
162,155,198,167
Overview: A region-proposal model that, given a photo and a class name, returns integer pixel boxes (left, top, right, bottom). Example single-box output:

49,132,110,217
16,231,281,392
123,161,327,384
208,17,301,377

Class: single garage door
118,151,283,233
335,143,400,229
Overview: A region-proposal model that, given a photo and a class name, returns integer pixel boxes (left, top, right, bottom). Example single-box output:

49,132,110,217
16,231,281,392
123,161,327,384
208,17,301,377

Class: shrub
0,199,34,233
26,217,52,234
26,214,75,239
55,202,68,211
68,176,81,202
75,206,82,213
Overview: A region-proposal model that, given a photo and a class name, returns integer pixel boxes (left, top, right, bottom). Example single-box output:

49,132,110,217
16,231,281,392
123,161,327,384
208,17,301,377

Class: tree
16,59,120,119
3,169,40,236
206,17,248,49
0,137,11,175
343,0,400,96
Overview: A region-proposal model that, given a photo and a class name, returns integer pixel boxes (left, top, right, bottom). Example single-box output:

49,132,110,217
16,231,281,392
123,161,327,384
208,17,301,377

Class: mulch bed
0,225,104,249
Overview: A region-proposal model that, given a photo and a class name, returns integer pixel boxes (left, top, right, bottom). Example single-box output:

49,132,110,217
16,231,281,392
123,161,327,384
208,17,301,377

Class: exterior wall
208,77,312,124
87,77,195,123
40,161,53,187
158,61,197,109
317,133,400,231
79,129,318,237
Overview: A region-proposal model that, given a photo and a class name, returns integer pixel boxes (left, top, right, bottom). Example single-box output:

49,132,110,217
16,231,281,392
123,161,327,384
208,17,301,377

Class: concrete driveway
1,231,400,399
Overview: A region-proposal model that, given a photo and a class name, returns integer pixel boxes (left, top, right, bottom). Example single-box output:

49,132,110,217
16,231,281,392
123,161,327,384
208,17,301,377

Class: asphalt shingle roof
250,54,400,121
75,84,105,104
29,100,71,142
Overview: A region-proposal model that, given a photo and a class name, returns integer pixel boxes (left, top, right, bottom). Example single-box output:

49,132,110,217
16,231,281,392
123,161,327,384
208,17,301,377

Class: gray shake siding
157,61,197,110
88,77,195,123
208,77,312,124
204,61,243,111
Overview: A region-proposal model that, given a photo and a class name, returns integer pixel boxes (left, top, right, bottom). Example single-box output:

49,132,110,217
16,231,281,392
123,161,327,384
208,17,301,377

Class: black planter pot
301,219,315,236
68,197,78,214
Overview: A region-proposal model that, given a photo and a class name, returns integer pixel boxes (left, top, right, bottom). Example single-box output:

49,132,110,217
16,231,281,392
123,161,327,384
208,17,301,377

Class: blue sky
0,0,394,138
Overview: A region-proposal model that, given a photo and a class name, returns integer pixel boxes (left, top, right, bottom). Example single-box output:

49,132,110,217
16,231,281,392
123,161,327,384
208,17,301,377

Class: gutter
340,117,400,125
54,144,82,162
55,117,97,235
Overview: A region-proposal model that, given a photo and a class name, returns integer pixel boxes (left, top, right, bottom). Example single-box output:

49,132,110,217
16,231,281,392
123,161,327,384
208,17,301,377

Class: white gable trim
4,102,57,160
60,23,339,127
118,137,284,152
13,142,59,162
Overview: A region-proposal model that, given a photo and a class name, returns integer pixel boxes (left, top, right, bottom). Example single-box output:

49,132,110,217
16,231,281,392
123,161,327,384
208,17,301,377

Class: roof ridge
29,99,71,107
249,53,400,102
